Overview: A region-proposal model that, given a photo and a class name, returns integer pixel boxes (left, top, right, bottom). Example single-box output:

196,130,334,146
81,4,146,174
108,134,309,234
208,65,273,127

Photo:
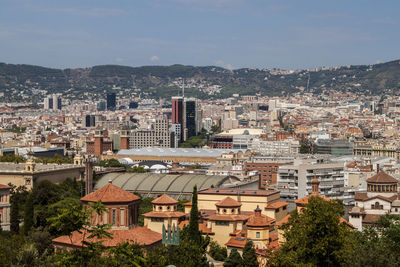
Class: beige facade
143,194,185,234
198,188,282,220
0,185,11,231
0,161,85,189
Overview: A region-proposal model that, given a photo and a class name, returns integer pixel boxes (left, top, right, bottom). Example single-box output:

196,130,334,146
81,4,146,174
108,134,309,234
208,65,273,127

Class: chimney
108,179,113,184
254,205,262,216
311,175,319,195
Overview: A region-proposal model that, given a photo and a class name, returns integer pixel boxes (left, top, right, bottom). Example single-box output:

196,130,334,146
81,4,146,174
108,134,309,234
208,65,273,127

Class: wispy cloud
24,5,130,17
215,60,233,70
371,17,398,25
115,57,124,63
150,55,159,62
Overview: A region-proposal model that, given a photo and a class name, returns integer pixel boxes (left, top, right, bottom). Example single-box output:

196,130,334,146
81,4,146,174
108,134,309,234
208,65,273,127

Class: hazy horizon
1,0,399,70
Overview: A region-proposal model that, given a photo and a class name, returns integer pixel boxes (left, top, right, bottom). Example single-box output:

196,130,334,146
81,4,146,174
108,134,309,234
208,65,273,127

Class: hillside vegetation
1,60,400,99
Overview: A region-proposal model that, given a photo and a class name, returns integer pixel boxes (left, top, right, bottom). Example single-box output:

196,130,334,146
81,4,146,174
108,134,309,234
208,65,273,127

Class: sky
0,0,399,70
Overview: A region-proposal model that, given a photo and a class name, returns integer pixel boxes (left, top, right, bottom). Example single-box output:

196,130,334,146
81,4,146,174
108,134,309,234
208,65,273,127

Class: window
395,208,398,212
231,209,235,213
25,179,31,185
283,206,287,210
112,210,116,224
151,217,164,222
372,201,383,210
223,209,227,213
216,221,229,226
256,232,260,238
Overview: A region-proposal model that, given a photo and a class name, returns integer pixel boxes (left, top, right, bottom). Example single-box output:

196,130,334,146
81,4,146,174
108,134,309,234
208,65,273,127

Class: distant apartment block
353,140,400,160
277,159,354,205
43,94,62,110
245,156,293,188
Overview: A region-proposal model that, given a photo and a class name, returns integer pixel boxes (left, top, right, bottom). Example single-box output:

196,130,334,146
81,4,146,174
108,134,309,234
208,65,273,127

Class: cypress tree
188,185,201,245
10,199,20,234
242,241,258,267
224,248,243,267
23,193,34,236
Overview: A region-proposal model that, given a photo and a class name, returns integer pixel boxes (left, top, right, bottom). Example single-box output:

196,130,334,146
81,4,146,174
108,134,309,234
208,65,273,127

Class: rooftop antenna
306,72,310,91
182,78,185,98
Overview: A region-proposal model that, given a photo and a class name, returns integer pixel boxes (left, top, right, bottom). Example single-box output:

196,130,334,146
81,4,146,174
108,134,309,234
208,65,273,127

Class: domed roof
216,197,241,207
243,130,250,135
152,194,178,205
367,172,399,184
81,183,140,203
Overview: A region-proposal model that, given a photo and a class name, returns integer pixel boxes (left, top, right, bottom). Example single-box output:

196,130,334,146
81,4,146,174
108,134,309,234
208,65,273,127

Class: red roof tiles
142,211,185,218
52,227,161,247
151,194,178,205
215,197,241,207
80,183,140,203
367,172,399,184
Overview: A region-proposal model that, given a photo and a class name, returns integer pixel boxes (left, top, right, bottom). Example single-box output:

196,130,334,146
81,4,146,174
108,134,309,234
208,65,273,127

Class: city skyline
1,0,399,70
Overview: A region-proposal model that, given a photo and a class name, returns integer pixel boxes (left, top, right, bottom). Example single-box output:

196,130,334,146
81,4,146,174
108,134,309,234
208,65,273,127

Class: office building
128,118,176,149
172,97,184,140
185,99,196,139
97,101,106,111
43,94,62,110
107,93,116,111
83,115,96,128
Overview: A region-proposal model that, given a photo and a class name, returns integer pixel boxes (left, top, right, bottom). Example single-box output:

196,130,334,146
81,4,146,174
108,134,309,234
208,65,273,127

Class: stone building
52,182,162,249
349,171,400,231
0,184,11,231
143,194,186,234
0,158,85,190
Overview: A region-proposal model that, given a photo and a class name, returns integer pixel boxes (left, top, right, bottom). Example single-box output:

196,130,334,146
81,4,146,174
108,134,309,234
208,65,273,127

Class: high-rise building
128,118,176,149
97,101,106,111
107,93,116,111
184,99,196,139
172,97,184,140
83,115,96,128
43,94,61,110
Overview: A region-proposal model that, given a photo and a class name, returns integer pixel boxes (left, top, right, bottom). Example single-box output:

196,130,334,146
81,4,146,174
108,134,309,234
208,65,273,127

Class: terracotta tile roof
183,201,192,206
277,214,290,227
363,214,382,225
208,214,249,221
294,194,330,206
179,220,214,234
52,227,161,248
0,184,11,189
265,201,288,209
355,192,368,201
225,230,247,248
152,194,178,205
142,211,185,218
246,212,275,227
339,217,355,229
80,183,140,203
367,172,399,184
268,233,280,251
215,197,241,207
356,193,397,203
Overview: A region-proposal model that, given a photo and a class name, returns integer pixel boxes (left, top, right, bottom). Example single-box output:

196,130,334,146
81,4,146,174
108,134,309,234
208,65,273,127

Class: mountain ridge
1,59,400,100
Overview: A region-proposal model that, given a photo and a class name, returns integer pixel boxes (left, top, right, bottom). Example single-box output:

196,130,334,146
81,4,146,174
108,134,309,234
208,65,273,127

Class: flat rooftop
199,188,279,197
117,148,245,158
0,162,78,173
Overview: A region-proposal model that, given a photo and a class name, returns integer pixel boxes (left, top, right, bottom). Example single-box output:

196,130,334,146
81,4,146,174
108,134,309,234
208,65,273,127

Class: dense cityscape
1,1,400,267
